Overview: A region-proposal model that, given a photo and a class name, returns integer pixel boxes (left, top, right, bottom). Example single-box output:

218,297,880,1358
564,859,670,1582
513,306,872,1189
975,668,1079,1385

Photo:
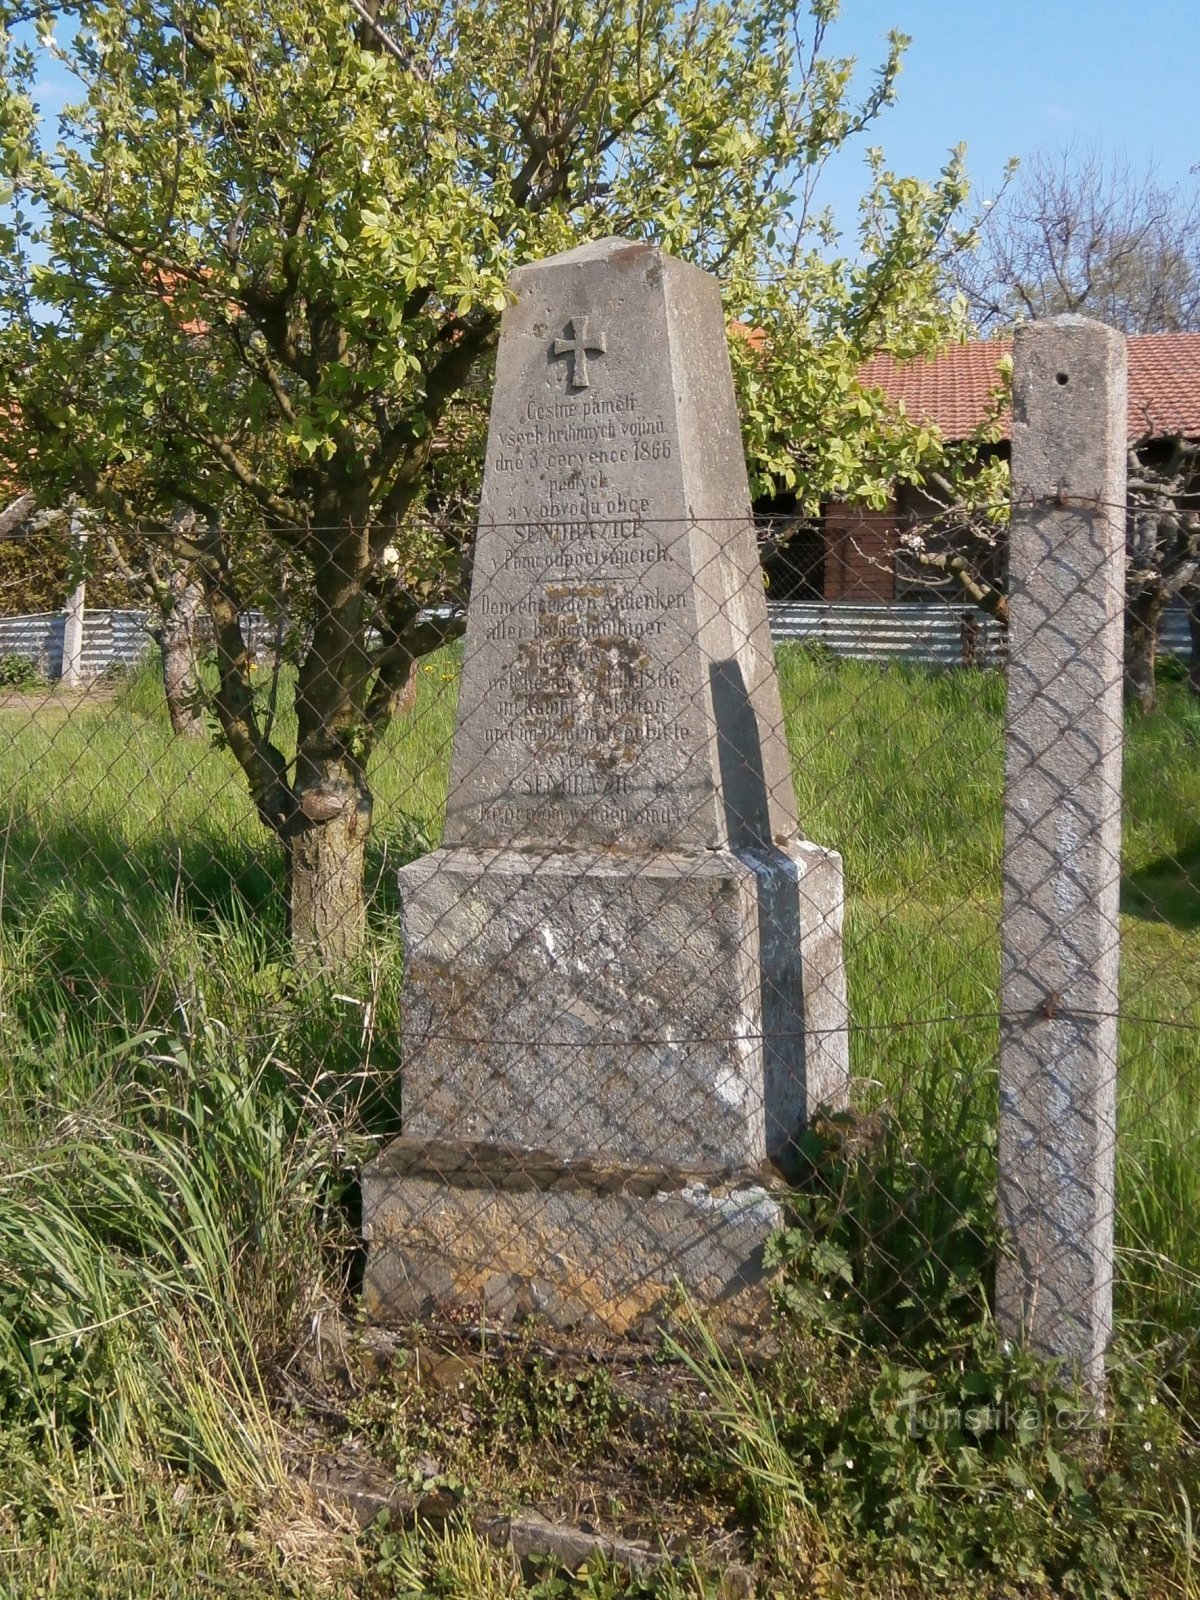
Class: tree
914,148,1200,710
954,146,1200,335
886,429,1200,714
103,515,211,738
0,491,218,725
1124,440,1200,711
0,0,978,973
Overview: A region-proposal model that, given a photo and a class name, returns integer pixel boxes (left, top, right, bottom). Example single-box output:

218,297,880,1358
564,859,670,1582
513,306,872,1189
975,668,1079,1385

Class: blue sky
819,0,1197,223
19,1,1196,246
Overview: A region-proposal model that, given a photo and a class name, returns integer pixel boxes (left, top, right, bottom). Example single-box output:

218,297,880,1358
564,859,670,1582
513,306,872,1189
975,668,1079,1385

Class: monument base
395,842,846,1169
360,1138,784,1336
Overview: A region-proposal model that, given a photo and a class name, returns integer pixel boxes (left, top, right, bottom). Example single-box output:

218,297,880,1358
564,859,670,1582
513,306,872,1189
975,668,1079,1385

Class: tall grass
0,1013,352,1485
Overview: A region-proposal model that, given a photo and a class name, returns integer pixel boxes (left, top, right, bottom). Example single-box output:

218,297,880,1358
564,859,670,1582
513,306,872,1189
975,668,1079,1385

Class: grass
0,645,1197,1595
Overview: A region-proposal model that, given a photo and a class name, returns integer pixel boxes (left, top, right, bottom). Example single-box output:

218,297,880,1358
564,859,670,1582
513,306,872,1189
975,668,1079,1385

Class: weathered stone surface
362,1144,783,1336
398,843,846,1167
998,315,1126,1389
445,236,799,855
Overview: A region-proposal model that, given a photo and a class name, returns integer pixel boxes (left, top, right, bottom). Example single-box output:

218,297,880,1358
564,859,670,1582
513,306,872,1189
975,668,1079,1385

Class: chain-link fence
0,480,1196,1385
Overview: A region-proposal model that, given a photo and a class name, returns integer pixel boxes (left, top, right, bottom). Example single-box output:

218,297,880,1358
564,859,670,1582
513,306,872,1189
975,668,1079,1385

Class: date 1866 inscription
457,299,696,841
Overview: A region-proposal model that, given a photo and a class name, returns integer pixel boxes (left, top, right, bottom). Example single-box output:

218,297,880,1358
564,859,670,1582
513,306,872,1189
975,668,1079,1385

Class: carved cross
552,316,607,389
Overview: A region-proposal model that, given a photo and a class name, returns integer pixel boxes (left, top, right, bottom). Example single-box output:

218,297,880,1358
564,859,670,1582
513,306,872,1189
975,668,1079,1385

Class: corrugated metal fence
0,609,276,681
767,602,1005,666
0,601,1192,680
768,600,1191,667
0,610,151,680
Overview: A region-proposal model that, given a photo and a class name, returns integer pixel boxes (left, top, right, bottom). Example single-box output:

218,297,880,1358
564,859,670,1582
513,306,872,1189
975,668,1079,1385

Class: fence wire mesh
0,500,1196,1373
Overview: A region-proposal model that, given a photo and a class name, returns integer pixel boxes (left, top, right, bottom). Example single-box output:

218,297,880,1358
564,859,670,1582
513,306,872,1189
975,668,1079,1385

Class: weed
350,1334,636,1505
0,652,42,689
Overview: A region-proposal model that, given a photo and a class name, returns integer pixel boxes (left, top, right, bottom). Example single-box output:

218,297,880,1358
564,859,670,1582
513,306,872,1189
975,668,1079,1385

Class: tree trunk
288,768,373,976
1124,585,1166,713
395,657,420,717
155,576,206,737
1184,584,1200,697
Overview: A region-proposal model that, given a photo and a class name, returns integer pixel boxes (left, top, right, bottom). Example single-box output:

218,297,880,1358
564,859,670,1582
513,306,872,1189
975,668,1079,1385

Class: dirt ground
286,1316,755,1582
0,683,120,716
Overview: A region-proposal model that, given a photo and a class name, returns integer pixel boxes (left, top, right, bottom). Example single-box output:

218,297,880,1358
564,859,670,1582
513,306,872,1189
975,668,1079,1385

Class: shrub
0,653,42,689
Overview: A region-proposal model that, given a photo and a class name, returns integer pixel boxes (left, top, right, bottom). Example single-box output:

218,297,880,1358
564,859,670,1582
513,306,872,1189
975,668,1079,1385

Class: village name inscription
448,248,730,854
362,238,849,1333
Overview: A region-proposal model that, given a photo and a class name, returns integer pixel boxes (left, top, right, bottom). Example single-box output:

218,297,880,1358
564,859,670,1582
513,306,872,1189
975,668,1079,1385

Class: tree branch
182,418,305,525
372,314,500,517
0,493,37,538
193,520,295,835
363,607,466,740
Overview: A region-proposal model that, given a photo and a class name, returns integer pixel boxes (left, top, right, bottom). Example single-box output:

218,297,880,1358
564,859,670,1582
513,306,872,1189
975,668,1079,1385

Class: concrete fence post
61,509,87,687
997,316,1127,1391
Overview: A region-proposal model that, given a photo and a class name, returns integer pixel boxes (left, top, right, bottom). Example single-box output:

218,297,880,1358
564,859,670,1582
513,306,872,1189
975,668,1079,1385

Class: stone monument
363,238,847,1333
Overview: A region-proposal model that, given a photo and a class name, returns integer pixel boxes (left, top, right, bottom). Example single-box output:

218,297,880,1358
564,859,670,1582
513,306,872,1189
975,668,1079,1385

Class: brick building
760,333,1200,603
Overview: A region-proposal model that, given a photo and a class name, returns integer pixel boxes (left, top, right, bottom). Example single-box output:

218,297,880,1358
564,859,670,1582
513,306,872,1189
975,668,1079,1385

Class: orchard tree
904,142,1200,709
0,489,231,728
955,146,1200,335
0,0,977,973
885,425,1200,714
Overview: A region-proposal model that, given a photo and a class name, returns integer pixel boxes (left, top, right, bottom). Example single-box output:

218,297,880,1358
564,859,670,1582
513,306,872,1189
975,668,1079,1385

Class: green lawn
0,647,1198,1597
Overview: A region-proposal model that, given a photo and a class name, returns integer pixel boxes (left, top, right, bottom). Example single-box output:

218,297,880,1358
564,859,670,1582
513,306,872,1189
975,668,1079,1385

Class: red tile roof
858,332,1200,443
1127,333,1200,439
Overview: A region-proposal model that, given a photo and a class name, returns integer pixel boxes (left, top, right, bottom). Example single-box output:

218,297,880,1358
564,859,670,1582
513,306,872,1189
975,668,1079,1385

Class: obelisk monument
363,238,847,1332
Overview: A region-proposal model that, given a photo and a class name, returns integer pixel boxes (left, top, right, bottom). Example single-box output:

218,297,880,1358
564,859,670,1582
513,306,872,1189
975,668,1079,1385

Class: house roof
1126,334,1200,439
858,332,1200,444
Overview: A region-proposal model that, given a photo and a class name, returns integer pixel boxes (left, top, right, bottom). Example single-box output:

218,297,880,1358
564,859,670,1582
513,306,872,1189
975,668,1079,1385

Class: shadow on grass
1122,833,1200,930
1,807,286,990
0,807,417,1135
